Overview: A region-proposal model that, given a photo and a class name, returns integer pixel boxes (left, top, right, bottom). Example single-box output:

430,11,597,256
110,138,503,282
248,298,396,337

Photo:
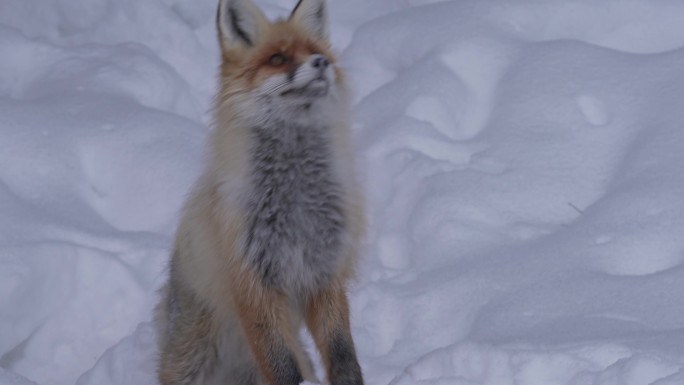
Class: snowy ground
2,0,684,384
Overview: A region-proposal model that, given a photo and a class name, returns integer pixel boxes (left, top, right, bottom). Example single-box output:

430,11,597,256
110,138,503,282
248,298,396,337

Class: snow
2,0,684,384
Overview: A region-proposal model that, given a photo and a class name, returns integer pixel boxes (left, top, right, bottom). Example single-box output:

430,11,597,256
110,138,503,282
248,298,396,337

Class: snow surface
2,0,684,384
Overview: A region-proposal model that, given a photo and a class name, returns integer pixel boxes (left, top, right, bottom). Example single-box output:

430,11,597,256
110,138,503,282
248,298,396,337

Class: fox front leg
232,270,305,385
306,282,364,385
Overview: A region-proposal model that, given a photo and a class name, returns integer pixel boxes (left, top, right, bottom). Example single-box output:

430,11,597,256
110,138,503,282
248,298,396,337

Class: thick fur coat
154,1,365,384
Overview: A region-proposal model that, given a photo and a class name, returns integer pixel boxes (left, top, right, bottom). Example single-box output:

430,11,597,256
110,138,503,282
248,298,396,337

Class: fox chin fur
154,0,365,384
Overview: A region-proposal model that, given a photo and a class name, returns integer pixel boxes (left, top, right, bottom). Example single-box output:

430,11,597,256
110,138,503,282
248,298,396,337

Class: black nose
311,55,329,70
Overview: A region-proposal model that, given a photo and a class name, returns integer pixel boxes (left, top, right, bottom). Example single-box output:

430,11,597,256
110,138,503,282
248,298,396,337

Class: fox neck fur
243,117,347,295
207,84,359,296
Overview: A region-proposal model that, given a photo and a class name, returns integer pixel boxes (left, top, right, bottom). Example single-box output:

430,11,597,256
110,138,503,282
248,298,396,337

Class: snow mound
391,343,683,385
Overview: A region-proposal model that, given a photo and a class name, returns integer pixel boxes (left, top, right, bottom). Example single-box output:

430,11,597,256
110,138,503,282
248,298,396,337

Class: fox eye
268,53,289,66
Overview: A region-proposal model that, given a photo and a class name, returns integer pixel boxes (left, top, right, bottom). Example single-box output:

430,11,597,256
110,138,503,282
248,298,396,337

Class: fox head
216,0,346,124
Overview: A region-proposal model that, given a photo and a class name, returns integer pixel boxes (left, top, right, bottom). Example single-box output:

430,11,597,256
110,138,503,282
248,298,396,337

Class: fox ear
217,0,269,48
290,0,329,41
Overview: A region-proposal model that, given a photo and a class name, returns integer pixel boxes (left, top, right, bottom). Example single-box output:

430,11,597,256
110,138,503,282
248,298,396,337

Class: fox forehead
234,23,336,85
258,23,332,58
252,36,325,65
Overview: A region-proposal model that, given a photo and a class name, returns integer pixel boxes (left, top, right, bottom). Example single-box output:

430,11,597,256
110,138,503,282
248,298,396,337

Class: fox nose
310,54,329,71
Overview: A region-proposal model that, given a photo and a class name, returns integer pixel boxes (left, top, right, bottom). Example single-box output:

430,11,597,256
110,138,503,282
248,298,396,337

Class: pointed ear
217,0,269,48
289,0,329,41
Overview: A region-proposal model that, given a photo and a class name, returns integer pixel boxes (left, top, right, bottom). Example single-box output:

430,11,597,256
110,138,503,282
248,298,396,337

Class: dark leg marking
328,333,363,385
267,336,304,385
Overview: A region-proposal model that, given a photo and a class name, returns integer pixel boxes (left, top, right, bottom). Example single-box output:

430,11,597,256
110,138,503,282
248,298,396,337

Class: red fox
154,0,365,384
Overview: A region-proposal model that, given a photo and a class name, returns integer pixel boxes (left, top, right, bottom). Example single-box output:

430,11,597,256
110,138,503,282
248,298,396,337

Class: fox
153,0,365,384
